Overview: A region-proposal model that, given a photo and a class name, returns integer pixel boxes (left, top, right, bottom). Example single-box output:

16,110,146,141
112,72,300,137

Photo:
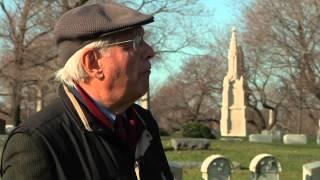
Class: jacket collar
59,84,148,132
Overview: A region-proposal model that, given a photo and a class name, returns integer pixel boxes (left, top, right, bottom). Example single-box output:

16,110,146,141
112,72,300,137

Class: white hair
55,39,111,87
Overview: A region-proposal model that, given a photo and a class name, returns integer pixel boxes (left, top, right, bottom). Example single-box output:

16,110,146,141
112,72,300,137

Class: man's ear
81,48,104,79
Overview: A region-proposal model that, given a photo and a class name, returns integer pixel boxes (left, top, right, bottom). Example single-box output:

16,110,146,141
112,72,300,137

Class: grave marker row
199,154,281,180
248,133,308,145
170,154,320,179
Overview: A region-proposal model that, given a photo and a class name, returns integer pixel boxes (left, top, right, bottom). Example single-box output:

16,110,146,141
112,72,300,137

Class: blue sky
200,0,246,25
150,0,249,92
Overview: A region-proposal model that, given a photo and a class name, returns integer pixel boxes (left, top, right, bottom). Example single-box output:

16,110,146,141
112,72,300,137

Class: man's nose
142,41,155,61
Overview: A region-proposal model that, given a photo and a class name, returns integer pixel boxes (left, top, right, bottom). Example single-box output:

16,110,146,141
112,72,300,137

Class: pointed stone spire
227,27,238,79
237,46,245,77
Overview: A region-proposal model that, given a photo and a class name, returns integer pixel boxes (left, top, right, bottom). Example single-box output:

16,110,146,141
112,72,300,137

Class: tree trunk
11,82,22,126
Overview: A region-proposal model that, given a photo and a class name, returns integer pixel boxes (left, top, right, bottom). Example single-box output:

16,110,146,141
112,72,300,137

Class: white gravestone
272,130,283,142
316,120,320,145
283,134,307,145
201,154,233,180
249,154,282,180
249,134,273,143
303,161,320,180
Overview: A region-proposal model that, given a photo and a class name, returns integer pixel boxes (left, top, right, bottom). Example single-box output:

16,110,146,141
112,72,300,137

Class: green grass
162,137,320,180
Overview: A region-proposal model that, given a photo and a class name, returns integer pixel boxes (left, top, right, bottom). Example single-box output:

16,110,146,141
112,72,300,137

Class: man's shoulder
132,104,152,117
134,103,157,113
132,104,159,129
18,98,65,132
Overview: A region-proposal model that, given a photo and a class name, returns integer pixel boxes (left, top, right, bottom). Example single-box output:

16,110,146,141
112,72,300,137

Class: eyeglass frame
103,34,143,51
88,27,145,51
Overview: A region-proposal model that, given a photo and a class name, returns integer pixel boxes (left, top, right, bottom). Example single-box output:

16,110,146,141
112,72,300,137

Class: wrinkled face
99,27,155,103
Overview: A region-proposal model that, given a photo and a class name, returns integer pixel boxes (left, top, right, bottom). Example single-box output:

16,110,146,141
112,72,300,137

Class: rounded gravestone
249,153,282,180
201,154,232,180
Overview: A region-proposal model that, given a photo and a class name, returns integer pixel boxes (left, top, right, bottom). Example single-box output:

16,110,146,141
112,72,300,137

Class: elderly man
0,2,173,180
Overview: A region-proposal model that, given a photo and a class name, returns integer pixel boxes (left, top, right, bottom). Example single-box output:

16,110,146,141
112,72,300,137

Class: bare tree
241,0,320,133
0,0,90,125
151,55,224,131
243,0,320,100
244,50,290,132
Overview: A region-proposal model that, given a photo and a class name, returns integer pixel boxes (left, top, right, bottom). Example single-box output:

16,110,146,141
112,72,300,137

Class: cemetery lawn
162,137,319,180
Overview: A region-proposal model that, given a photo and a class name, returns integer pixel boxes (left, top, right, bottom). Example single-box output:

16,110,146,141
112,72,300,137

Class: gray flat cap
54,2,154,64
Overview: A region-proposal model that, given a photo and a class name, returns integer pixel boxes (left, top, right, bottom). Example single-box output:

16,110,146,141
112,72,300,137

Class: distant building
0,112,12,134
0,112,12,123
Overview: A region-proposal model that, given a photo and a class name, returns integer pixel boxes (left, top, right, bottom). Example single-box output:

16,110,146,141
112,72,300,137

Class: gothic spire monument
220,27,247,137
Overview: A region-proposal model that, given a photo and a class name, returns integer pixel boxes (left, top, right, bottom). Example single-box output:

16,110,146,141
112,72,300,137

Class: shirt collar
70,86,117,124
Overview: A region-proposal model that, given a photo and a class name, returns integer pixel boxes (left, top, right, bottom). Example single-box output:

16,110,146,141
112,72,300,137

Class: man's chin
137,86,149,98
139,88,149,97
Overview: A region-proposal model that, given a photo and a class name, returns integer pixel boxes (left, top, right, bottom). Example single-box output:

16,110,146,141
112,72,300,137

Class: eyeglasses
104,35,143,51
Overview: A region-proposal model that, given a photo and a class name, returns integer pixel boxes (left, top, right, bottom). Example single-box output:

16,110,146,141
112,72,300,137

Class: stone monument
139,92,150,110
220,27,247,137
